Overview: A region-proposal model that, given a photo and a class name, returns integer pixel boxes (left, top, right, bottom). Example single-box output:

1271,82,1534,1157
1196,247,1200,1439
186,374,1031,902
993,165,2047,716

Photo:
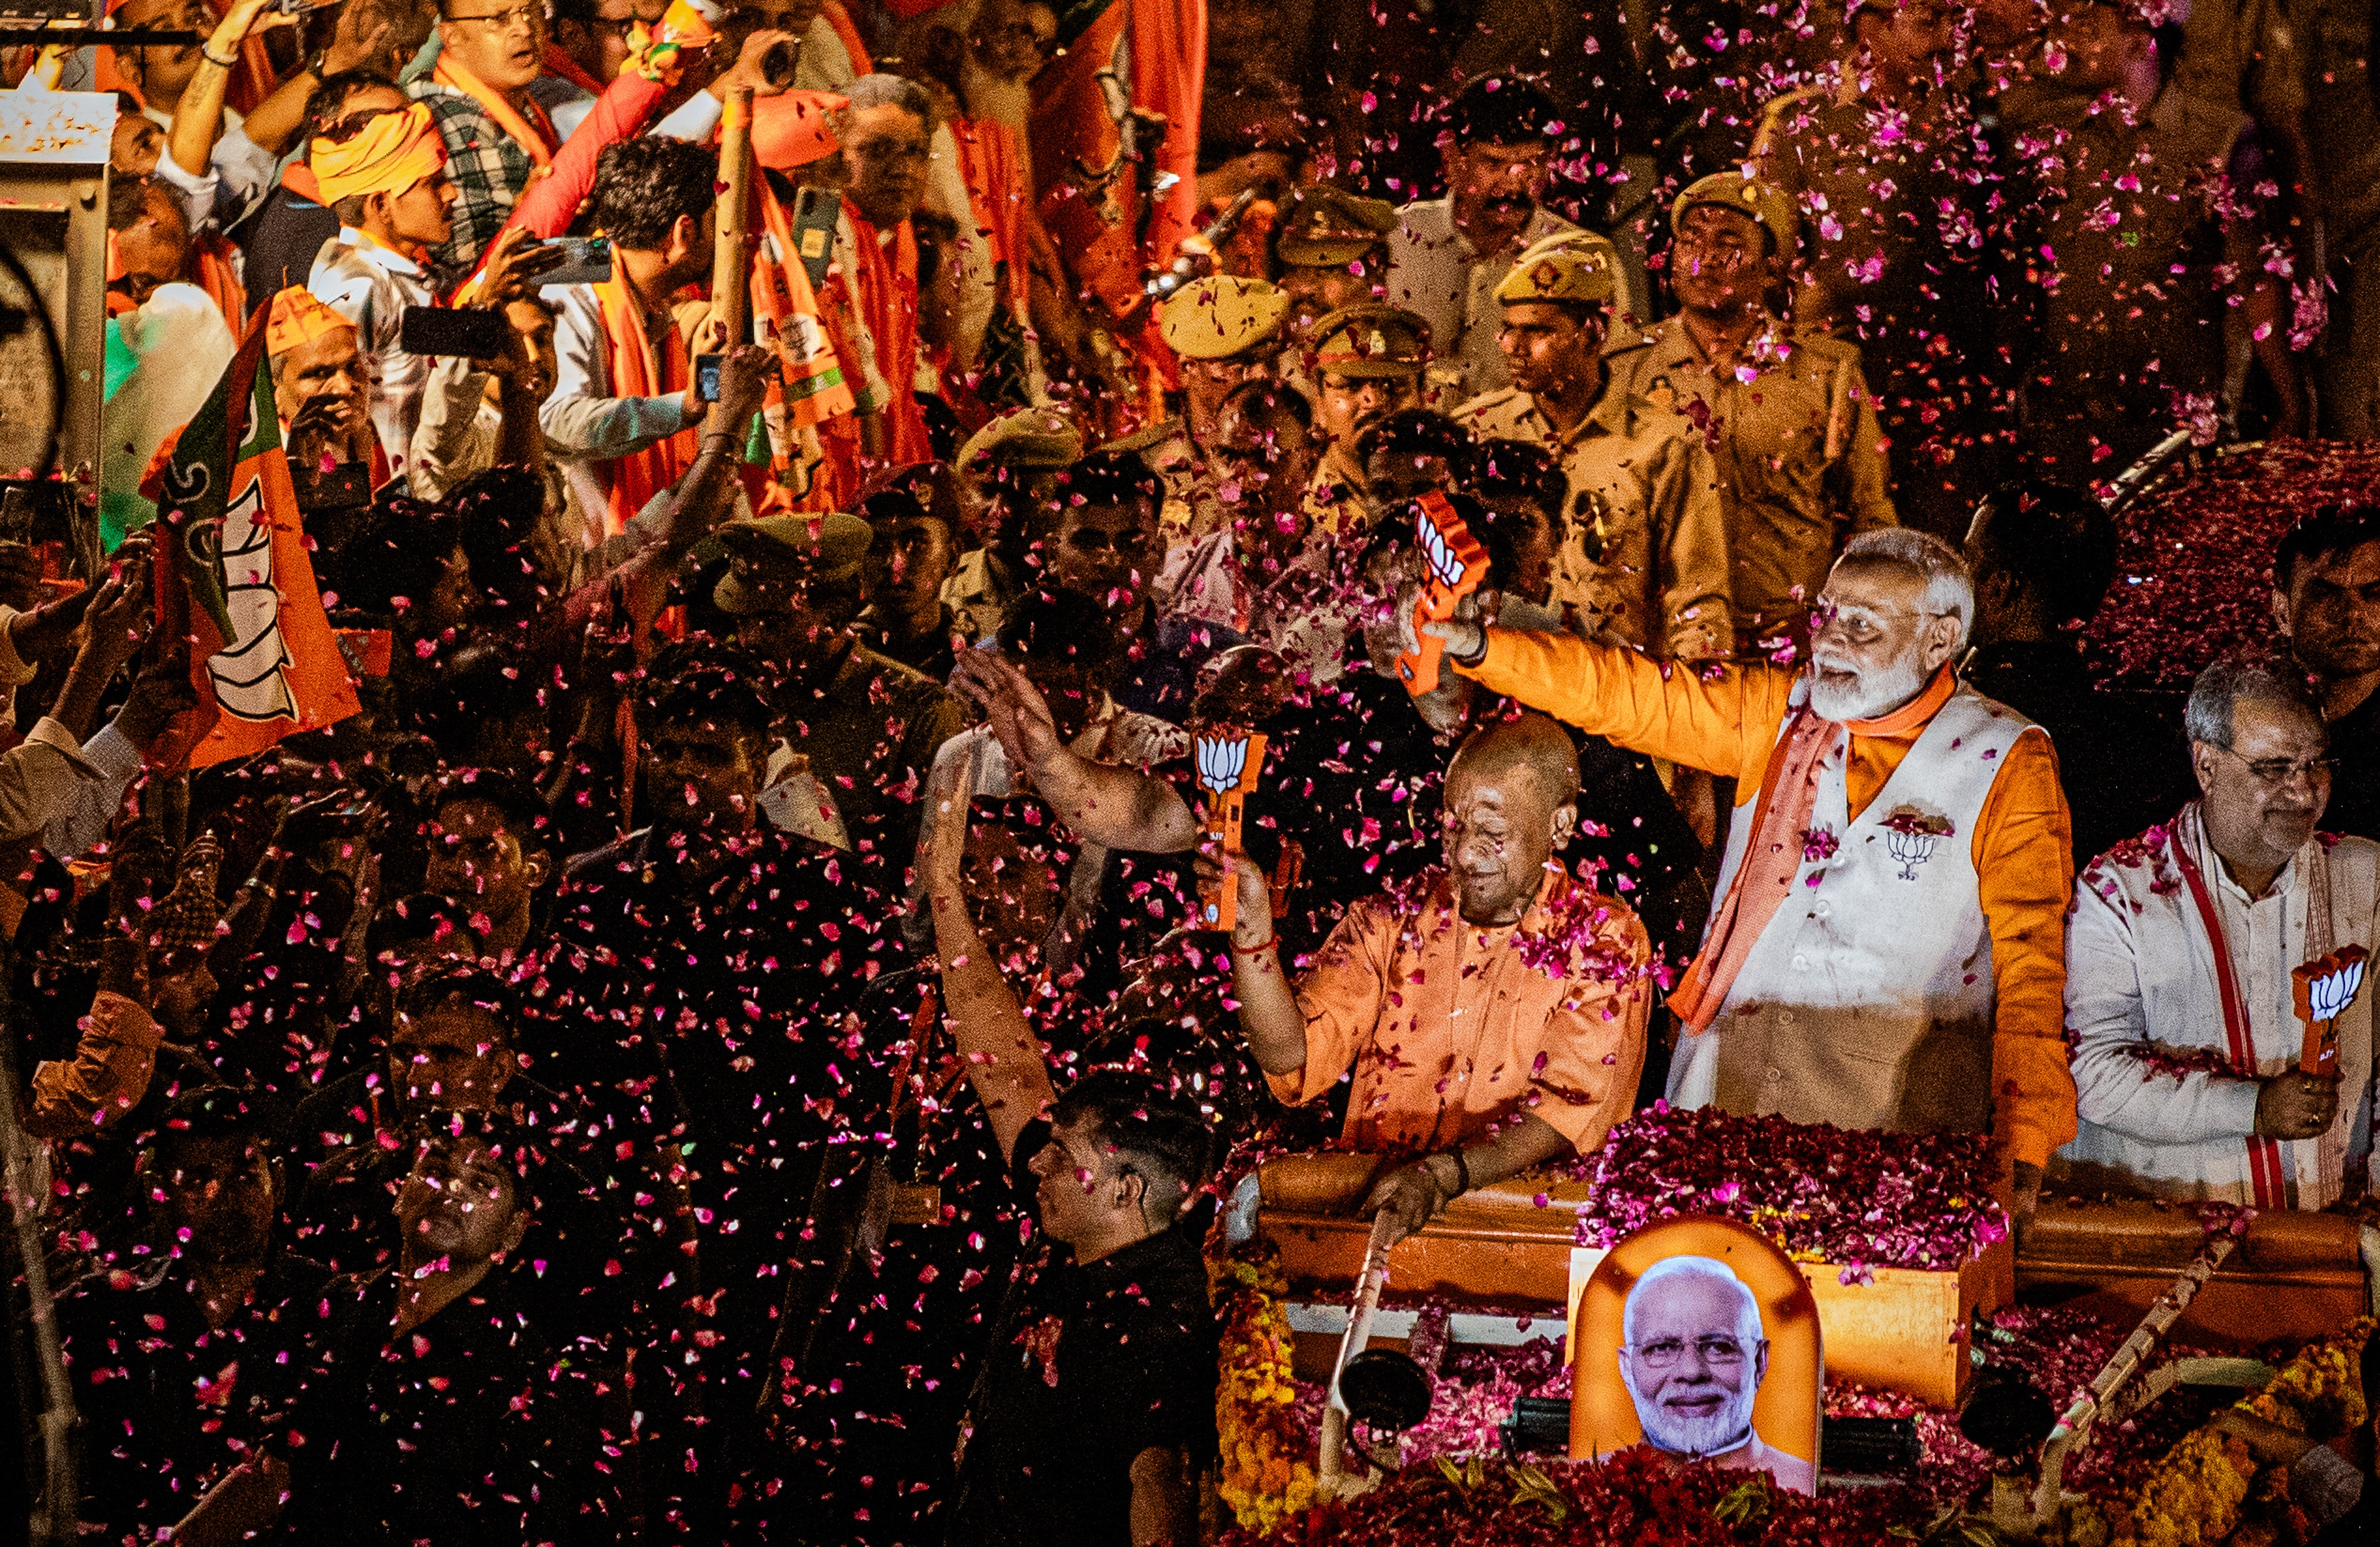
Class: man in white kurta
2062,660,2376,1208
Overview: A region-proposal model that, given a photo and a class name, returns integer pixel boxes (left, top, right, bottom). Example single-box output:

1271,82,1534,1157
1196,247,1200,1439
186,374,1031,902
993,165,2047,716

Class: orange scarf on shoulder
433,52,558,167
1668,666,1958,1033
821,2,872,74
841,199,930,468
592,270,696,537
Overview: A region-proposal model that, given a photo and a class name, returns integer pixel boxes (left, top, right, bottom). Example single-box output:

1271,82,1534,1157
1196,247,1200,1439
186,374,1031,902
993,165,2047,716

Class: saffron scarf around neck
592,268,696,536
840,198,929,468
1669,665,1958,1033
433,52,557,166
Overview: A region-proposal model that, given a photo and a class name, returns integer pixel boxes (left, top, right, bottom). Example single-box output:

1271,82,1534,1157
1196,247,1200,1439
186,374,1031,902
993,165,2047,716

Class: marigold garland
2113,1316,2372,1547
1211,1246,1319,1532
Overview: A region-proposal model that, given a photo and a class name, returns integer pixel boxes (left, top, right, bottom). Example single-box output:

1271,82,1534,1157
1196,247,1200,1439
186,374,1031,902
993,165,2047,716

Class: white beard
1806,651,1925,722
1626,1373,1761,1460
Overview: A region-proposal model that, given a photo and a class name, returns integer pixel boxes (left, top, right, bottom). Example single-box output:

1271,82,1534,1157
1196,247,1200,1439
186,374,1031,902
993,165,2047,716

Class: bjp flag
1028,0,1205,322
142,308,360,770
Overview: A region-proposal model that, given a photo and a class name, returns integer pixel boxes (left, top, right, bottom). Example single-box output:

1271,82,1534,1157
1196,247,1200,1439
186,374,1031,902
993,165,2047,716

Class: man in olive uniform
946,406,1085,641
1304,302,1432,531
1605,172,1895,658
1458,237,1733,663
710,513,968,862
1274,184,1398,342
1119,275,1292,543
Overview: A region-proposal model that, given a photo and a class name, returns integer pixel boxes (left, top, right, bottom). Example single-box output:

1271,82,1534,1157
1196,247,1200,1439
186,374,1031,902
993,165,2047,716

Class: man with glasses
1602,1255,1813,1492
1420,527,2077,1235
1606,173,1896,659
412,0,565,275
2063,657,2376,1209
1457,236,1733,665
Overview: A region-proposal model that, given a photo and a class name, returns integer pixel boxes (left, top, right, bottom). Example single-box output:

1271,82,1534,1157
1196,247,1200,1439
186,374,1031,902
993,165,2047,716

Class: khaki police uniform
1602,172,1895,654
1457,239,1733,662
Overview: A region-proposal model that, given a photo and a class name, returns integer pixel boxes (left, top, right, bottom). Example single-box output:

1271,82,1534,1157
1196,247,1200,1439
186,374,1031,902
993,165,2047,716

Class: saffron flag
1027,0,1205,322
144,309,361,769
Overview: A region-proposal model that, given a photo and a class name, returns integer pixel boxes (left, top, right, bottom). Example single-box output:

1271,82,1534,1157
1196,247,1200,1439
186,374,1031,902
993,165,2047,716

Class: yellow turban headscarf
310,102,449,208
265,287,355,359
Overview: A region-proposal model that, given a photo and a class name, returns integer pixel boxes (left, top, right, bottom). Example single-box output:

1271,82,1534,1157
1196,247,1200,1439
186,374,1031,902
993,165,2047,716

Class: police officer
1604,172,1896,657
1273,184,1398,342
1303,302,1432,530
1116,275,1292,542
1457,235,1733,663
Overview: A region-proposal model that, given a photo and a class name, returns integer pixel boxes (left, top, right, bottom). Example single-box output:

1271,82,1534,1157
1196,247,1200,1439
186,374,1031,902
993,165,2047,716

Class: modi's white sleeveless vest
1667,682,2043,1136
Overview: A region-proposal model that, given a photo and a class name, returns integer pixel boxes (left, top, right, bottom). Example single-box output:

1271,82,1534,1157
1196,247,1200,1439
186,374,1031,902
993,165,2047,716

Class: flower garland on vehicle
2115,1316,2372,1547
1571,1104,2010,1273
1211,1244,1319,1533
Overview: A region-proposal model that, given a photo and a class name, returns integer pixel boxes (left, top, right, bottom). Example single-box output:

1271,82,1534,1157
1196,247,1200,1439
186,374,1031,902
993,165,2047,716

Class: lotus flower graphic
205,480,299,723
1882,807,1955,881
1417,505,1465,588
2309,958,2367,1025
1196,735,1250,796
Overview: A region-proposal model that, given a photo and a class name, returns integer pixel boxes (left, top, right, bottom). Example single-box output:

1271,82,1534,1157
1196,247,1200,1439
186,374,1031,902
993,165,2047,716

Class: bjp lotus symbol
2292,944,2368,1081
1395,491,1489,695
1882,806,1956,882
1192,729,1267,932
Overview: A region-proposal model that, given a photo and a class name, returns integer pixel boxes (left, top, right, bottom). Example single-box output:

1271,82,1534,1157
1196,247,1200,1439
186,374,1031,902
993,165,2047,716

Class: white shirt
2061,804,2379,1207
1155,524,1355,684
309,228,436,474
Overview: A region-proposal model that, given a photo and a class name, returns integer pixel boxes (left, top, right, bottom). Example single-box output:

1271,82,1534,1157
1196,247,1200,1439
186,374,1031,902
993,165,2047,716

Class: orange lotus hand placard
2293,944,2367,1080
1395,491,1490,696
1194,729,1267,934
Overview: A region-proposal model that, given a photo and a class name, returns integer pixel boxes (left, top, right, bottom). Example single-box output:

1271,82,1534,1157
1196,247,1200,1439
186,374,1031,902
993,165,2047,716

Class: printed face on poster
1570,1216,1822,1493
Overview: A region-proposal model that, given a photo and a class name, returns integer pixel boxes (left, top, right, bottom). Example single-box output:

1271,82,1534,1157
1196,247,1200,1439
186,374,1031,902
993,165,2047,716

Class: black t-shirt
1966,641,2189,865
275,1269,609,1545
944,1119,1219,1547
2322,681,2380,844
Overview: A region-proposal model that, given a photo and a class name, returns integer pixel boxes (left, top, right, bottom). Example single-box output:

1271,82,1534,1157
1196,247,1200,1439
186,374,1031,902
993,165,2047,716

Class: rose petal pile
1570,1104,2010,1270
2081,441,2380,691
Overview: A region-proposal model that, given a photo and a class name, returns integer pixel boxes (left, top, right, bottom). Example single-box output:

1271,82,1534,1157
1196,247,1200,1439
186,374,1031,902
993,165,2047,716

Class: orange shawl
954,117,1030,324
591,270,696,537
841,199,930,469
433,52,558,167
821,2,873,74
542,40,606,98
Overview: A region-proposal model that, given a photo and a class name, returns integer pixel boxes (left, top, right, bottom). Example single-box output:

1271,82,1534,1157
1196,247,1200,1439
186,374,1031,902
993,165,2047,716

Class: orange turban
266,287,353,358
310,103,448,207
753,91,847,173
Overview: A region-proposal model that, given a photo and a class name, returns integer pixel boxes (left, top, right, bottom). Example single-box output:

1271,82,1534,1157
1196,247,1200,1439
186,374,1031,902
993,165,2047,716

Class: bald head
1448,712,1579,815
1442,713,1579,926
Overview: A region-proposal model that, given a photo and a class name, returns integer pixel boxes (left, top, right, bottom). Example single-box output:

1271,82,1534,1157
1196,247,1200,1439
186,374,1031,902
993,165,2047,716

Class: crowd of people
7,0,2380,1542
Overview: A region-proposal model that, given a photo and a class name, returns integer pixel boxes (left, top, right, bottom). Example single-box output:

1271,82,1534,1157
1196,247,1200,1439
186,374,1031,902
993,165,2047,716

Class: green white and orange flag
142,306,359,769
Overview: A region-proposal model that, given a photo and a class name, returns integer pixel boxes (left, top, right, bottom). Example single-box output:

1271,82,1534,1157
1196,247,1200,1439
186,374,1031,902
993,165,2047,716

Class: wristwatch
305,48,331,79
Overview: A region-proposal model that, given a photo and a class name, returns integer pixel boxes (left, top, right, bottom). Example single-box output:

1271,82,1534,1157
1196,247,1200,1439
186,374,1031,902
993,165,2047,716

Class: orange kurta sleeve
1971,728,2078,1172
24,991,162,1141
1460,629,1799,791
1273,894,1396,1110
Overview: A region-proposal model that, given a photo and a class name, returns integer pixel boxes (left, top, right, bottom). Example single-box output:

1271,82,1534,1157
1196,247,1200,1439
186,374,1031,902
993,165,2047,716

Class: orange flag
142,306,360,769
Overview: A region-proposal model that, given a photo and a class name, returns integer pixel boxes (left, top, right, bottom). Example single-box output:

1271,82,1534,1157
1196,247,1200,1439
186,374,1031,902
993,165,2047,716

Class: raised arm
922,744,1057,1165
1200,849,1311,1078
949,650,1198,852
167,0,293,179
1430,601,1796,782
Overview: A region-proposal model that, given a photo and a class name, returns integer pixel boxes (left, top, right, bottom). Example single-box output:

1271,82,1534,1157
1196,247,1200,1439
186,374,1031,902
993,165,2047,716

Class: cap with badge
1671,170,1799,255
1157,275,1292,362
1492,233,1618,307
956,407,1084,480
1275,185,1398,268
709,512,874,616
1308,303,1432,379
